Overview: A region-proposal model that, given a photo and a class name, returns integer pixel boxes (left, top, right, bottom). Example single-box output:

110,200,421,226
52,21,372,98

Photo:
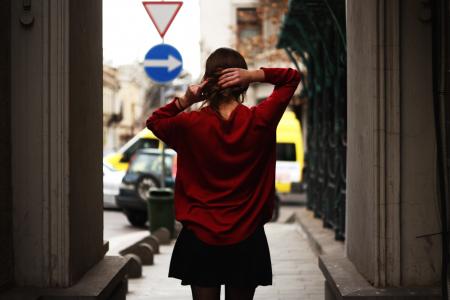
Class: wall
199,0,233,68
0,0,13,291
199,0,264,106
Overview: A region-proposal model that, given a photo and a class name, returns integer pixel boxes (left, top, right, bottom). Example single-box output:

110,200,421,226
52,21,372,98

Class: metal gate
278,0,347,240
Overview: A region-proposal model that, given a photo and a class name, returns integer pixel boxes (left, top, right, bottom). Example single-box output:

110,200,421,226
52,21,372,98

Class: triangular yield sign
142,1,183,39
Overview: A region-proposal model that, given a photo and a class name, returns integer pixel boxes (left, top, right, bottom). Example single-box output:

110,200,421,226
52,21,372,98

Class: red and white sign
142,1,183,39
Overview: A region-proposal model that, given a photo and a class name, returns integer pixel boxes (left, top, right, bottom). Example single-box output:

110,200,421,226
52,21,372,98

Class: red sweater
146,68,301,245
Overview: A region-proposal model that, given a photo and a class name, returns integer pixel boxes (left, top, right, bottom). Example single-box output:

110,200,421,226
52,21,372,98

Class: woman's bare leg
224,285,256,300
190,285,221,300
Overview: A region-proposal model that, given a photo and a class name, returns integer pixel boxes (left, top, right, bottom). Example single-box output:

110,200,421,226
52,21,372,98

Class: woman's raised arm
218,68,265,88
218,67,301,129
146,80,208,150
253,68,301,129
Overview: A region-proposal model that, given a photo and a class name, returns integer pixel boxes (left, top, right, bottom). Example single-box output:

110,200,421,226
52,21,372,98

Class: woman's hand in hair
218,68,265,89
177,80,208,109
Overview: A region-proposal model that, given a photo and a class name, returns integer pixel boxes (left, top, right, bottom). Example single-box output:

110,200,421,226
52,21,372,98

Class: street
104,205,324,300
104,209,147,242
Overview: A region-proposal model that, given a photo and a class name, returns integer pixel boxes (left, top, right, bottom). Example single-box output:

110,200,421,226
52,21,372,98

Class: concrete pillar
319,0,441,298
345,0,402,286
11,0,70,287
2,0,128,298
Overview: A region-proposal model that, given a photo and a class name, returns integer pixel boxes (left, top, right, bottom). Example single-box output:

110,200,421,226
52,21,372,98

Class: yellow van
275,110,304,193
103,129,161,171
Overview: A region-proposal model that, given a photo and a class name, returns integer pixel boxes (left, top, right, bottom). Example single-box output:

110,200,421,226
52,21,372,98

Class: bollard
152,227,171,245
120,243,154,265
140,235,160,254
123,254,142,278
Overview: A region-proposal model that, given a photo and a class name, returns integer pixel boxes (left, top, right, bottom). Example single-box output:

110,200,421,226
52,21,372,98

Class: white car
103,162,126,209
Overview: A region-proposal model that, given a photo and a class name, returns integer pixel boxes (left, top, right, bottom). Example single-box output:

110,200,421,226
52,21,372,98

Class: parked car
116,148,176,227
103,128,161,171
103,162,126,209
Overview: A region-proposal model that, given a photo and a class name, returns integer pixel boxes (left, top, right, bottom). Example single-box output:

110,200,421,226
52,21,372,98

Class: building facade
103,64,152,154
198,0,302,107
103,65,121,152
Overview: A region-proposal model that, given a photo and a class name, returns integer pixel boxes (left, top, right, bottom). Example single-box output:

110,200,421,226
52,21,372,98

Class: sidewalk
126,222,324,300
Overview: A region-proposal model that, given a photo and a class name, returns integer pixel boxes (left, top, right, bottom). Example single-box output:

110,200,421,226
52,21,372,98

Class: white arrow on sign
144,55,182,72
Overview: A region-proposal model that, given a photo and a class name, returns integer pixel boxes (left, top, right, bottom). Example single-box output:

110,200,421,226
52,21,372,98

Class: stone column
320,0,441,298
11,0,73,287
3,0,128,298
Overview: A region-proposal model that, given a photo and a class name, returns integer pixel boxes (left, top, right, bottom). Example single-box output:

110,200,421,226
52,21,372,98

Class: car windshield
128,153,173,175
103,163,115,172
276,143,296,161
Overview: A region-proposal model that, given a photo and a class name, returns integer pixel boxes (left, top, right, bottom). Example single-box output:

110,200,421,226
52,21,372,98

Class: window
128,153,159,173
122,138,159,162
236,7,262,59
149,155,174,176
141,138,159,149
276,143,296,161
128,153,173,176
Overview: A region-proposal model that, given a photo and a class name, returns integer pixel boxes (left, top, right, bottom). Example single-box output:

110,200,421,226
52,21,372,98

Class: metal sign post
142,1,184,188
160,85,166,188
144,44,183,189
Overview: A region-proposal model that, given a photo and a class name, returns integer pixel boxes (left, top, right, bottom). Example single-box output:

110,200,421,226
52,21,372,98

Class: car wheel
136,174,160,201
125,210,148,227
271,194,280,222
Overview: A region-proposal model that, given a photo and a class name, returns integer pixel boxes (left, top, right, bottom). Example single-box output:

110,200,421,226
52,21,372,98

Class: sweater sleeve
254,68,301,130
145,97,185,151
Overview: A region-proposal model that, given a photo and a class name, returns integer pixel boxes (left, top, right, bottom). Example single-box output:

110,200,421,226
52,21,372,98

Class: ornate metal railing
278,0,347,240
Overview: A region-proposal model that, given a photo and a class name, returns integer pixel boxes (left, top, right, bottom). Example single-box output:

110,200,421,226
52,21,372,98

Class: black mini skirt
168,225,272,287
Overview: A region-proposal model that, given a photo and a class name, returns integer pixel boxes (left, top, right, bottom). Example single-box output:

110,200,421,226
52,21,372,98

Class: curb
287,212,324,256
285,207,345,257
113,226,175,279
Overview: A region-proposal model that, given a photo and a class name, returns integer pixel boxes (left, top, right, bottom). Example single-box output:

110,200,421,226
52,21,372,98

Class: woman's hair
200,48,248,111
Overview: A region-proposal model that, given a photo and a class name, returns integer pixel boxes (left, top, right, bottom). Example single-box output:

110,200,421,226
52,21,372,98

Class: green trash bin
147,188,175,237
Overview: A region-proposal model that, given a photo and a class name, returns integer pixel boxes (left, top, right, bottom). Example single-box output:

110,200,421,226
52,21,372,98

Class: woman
146,47,301,300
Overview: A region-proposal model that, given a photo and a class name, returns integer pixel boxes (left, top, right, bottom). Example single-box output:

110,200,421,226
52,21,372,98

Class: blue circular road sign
144,43,183,83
